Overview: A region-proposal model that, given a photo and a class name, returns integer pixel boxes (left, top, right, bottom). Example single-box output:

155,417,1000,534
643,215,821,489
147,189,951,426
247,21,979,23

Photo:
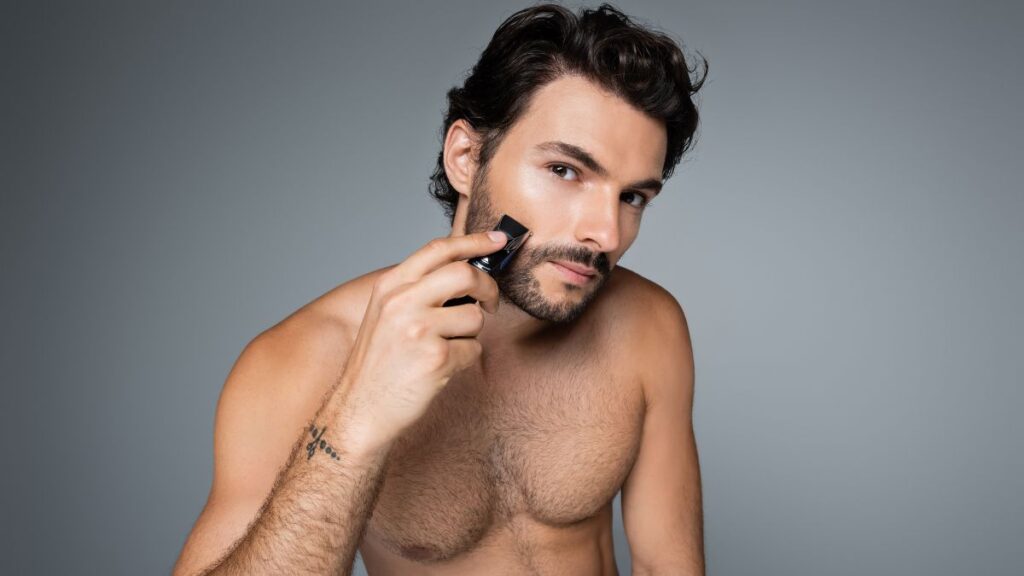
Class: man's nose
574,187,621,255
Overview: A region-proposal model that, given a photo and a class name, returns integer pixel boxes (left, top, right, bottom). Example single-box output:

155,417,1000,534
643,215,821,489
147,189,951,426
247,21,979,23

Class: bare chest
363,349,646,562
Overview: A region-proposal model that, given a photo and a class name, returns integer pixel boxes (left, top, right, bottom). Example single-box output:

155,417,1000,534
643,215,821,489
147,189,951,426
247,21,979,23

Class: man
173,3,707,575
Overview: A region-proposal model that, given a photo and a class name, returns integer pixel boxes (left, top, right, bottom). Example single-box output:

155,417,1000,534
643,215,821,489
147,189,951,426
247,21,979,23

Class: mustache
522,244,610,276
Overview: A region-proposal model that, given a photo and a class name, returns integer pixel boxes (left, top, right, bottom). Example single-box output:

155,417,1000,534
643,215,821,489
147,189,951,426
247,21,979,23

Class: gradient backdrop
3,1,1022,574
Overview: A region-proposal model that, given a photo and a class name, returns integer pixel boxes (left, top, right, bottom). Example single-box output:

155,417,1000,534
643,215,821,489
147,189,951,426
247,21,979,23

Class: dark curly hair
428,2,708,225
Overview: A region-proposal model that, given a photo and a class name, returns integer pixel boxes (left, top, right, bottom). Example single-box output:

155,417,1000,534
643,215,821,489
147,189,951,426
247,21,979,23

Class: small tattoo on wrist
306,424,341,461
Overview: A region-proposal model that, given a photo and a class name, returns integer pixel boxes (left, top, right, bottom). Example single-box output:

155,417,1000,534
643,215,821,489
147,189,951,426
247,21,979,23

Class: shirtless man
173,4,707,575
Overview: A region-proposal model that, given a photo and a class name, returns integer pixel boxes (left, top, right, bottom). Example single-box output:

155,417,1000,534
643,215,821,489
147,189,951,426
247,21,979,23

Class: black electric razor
442,214,531,307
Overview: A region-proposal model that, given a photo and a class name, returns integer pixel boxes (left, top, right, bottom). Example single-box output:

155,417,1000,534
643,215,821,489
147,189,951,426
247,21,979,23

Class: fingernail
487,231,507,243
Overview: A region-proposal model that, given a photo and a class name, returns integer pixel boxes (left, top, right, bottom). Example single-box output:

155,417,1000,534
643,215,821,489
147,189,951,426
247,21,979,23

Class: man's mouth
550,260,596,284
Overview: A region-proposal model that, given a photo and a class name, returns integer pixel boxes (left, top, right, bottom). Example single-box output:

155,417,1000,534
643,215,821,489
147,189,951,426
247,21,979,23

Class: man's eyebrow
534,140,663,196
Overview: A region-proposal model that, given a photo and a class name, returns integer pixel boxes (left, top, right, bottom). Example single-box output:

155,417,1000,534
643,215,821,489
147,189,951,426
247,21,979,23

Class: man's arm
621,286,704,575
172,322,391,576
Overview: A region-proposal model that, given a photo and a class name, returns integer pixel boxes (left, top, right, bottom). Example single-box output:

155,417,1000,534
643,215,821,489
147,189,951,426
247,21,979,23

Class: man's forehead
508,75,667,176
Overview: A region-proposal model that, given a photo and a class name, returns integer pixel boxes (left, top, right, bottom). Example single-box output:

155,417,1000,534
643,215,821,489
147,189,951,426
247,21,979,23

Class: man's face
463,75,667,324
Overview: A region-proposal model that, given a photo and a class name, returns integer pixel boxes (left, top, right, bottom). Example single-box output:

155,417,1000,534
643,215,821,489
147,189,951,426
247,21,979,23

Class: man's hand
336,230,509,457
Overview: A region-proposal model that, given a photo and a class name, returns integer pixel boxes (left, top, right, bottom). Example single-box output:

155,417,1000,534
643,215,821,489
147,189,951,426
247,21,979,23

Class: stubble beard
462,174,609,324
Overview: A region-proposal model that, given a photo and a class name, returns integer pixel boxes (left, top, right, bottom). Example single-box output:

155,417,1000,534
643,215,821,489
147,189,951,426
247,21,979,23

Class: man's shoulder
598,264,690,374
600,264,686,326
603,266,692,406
257,263,395,347
234,264,396,397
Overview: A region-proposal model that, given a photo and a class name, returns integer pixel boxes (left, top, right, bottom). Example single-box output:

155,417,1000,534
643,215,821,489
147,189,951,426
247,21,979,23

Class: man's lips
552,258,598,284
551,260,597,277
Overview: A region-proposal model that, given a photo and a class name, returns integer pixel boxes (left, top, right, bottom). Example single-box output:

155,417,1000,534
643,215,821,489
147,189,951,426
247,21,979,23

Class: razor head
469,214,532,276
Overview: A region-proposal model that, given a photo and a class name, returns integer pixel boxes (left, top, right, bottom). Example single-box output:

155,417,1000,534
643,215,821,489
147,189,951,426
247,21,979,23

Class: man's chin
505,284,591,324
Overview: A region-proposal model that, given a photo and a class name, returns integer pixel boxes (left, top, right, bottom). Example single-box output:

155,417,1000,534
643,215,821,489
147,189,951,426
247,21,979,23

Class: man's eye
622,192,650,209
550,164,579,181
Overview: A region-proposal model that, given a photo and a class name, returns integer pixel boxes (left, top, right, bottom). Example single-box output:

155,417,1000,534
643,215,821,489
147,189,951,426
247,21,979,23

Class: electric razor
442,214,531,307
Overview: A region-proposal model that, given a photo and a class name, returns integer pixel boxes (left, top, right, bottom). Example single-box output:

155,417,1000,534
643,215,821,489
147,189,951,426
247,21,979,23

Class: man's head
430,3,707,324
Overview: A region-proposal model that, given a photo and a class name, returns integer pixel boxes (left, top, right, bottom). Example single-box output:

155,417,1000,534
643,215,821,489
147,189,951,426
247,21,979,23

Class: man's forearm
201,382,391,576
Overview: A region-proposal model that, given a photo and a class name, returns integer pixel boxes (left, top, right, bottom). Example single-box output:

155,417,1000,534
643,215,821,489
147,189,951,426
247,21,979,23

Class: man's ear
443,119,480,199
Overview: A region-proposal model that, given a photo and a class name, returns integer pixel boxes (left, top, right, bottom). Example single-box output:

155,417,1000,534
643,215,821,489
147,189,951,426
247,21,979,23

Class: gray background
3,0,1022,574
